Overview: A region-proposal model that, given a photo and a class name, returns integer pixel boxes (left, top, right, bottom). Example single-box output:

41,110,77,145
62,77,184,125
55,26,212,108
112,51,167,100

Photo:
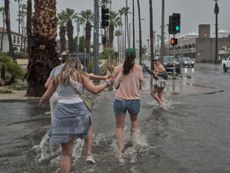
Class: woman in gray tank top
39,57,113,173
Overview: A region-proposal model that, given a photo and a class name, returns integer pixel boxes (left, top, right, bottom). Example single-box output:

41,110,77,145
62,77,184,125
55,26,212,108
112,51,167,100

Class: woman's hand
106,78,114,86
39,97,46,108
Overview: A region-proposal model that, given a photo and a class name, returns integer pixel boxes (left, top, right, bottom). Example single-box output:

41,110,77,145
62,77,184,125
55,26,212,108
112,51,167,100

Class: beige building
158,24,230,63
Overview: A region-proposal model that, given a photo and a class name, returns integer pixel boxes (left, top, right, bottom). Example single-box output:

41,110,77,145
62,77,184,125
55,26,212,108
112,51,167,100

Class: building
157,24,230,63
0,27,25,54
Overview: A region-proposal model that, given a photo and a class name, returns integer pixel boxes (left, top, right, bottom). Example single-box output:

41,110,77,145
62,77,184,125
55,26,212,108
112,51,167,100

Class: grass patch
7,83,27,90
0,88,13,94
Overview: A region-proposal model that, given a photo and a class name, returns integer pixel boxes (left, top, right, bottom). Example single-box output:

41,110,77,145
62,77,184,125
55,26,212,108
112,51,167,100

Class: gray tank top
56,78,83,98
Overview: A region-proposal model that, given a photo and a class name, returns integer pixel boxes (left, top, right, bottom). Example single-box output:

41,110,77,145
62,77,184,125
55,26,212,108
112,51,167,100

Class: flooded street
0,63,230,173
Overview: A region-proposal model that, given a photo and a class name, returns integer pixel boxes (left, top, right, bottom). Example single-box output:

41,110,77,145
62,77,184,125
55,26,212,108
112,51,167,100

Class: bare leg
115,114,126,152
60,139,74,173
85,126,96,164
85,126,93,155
130,114,139,145
130,114,138,130
158,89,165,102
151,88,163,106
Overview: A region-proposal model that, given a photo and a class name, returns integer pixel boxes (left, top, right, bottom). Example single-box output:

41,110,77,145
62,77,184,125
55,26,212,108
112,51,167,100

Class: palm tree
108,11,120,48
4,0,16,60
64,8,77,53
0,7,5,53
80,10,93,54
57,10,67,52
119,7,129,51
26,0,59,96
74,16,83,53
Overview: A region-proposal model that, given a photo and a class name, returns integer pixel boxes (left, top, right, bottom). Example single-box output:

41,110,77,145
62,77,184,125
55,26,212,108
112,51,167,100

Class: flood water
0,63,230,173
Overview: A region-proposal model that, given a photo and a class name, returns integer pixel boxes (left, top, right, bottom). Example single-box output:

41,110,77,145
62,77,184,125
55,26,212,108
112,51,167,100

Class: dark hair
61,54,69,63
123,54,135,75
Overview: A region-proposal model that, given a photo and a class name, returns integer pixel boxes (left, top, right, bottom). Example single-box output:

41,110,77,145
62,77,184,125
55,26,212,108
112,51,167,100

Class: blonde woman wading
39,57,113,173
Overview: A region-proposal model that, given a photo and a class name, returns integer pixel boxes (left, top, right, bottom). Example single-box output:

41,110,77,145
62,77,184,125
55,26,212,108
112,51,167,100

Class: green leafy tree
0,53,24,85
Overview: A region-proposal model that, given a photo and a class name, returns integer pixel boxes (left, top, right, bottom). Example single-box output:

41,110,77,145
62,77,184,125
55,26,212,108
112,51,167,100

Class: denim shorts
113,99,141,115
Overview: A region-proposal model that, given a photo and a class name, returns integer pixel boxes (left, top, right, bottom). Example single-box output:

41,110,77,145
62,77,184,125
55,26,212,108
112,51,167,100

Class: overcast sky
0,0,229,45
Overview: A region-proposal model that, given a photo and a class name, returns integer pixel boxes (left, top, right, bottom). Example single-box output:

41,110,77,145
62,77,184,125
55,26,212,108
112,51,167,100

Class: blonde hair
55,57,83,86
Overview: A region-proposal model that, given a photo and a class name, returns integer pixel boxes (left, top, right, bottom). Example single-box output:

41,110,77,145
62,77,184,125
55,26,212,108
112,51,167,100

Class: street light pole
214,0,219,64
160,0,165,61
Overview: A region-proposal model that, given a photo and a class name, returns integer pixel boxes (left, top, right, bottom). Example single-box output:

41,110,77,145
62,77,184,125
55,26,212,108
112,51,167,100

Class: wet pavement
0,63,230,173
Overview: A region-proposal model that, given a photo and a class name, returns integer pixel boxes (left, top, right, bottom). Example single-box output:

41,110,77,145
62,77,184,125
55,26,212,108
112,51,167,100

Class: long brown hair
55,57,82,86
123,49,136,75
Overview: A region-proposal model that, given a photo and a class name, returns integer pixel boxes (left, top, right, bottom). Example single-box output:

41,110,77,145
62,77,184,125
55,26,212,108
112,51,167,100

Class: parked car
222,56,230,72
162,55,181,74
180,57,195,67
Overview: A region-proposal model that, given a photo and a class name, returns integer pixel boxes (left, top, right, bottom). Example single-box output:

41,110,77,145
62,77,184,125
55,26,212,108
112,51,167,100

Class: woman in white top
39,57,112,173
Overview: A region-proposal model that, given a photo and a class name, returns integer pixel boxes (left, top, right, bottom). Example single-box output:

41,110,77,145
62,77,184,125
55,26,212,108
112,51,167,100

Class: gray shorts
113,99,141,115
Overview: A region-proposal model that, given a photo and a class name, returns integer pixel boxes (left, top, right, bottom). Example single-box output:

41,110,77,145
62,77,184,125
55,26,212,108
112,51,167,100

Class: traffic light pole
160,0,165,61
214,0,219,64
93,0,99,75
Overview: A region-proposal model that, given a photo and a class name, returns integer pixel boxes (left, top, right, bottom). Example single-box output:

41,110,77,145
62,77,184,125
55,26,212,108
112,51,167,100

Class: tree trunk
59,25,66,52
26,0,32,55
108,23,114,48
85,21,91,54
26,0,59,97
0,11,5,52
4,0,16,60
66,20,74,53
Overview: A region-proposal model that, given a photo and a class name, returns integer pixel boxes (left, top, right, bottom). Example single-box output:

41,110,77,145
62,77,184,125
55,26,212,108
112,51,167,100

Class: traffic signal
170,38,178,46
168,13,181,34
172,13,180,33
101,5,109,28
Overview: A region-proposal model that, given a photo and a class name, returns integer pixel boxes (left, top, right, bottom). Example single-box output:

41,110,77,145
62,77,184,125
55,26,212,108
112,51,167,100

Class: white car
222,56,230,72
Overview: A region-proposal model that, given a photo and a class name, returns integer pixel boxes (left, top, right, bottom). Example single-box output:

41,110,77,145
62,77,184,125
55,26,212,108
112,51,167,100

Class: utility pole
132,0,135,49
149,0,154,68
160,0,165,61
214,0,219,64
137,0,142,65
93,0,99,75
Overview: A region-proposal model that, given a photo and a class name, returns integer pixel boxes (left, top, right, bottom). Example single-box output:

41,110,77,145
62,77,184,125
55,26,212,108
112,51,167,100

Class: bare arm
81,74,111,94
39,81,56,107
44,77,52,88
87,73,107,80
